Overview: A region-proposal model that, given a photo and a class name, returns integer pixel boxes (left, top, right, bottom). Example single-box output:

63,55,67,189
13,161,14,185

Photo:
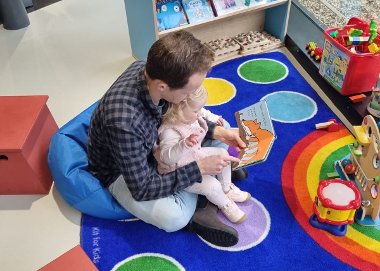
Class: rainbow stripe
282,125,380,270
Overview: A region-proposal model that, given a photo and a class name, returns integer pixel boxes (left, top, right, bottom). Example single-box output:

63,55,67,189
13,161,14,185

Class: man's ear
157,80,169,92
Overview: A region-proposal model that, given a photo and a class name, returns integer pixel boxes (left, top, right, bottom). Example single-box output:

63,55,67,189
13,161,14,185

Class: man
88,30,247,247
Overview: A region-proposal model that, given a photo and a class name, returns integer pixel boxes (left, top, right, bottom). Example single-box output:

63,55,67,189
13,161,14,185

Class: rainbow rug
81,51,380,270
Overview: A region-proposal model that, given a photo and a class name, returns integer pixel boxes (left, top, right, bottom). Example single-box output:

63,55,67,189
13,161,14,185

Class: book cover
181,0,215,24
233,100,276,169
211,0,246,16
156,0,189,31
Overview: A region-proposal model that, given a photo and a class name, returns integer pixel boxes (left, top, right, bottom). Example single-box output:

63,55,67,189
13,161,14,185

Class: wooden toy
234,31,282,55
367,74,380,117
335,115,380,226
204,37,241,63
205,31,282,62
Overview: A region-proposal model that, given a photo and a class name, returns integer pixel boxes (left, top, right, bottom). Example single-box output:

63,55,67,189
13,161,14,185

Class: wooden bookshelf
123,0,290,60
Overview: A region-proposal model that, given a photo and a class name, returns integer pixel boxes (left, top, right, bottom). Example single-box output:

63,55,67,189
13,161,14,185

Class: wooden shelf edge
158,0,288,37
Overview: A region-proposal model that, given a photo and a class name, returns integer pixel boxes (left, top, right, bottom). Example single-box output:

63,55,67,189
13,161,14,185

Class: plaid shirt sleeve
107,121,202,201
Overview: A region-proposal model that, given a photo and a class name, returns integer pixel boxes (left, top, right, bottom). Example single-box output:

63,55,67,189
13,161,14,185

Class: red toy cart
319,18,380,96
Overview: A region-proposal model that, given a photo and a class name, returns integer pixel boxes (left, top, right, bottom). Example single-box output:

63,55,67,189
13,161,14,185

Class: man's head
145,31,214,90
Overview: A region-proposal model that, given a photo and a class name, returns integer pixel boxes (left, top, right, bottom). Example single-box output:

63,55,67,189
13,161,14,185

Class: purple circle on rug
199,198,271,251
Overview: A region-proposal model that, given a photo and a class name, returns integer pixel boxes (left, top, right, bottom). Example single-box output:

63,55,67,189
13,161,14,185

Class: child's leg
185,175,247,224
185,175,229,208
200,147,231,191
201,146,251,202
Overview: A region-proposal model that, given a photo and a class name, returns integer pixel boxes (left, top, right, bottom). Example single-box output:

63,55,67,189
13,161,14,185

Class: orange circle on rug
281,125,380,271
203,78,236,106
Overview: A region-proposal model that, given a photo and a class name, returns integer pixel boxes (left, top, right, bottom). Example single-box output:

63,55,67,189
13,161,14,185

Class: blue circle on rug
199,198,270,251
262,91,317,123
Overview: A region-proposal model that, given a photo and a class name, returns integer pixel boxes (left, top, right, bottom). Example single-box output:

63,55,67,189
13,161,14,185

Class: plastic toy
335,115,380,226
306,42,323,61
315,119,339,131
309,179,361,236
319,17,380,95
348,93,367,103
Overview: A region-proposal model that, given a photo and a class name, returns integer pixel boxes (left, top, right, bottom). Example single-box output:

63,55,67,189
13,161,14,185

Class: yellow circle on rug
203,78,236,106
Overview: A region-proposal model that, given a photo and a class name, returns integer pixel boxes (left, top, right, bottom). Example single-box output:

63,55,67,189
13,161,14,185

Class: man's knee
155,207,192,232
153,193,196,232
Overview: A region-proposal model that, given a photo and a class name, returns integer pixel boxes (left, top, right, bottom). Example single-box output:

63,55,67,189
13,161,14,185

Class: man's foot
225,183,251,203
187,201,238,247
231,168,248,181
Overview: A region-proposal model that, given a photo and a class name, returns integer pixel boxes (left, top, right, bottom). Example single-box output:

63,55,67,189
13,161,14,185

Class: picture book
211,0,246,16
156,0,188,31
181,0,215,24
233,100,276,170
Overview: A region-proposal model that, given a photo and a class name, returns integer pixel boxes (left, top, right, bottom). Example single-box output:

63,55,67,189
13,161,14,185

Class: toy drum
313,179,361,225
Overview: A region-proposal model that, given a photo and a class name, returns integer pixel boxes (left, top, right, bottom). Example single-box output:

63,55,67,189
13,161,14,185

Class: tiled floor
0,1,355,270
0,1,134,270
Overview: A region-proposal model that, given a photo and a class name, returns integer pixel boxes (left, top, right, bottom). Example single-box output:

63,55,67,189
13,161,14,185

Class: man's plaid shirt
87,61,206,201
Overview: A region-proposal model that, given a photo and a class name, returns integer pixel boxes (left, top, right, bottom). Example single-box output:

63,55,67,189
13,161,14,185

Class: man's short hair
145,30,214,89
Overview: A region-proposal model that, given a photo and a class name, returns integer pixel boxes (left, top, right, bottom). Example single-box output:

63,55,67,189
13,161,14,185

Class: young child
154,86,251,223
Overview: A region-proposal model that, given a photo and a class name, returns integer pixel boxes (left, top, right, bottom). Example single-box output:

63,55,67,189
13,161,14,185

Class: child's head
163,86,208,124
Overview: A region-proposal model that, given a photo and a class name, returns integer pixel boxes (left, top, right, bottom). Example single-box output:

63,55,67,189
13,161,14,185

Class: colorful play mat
81,52,380,271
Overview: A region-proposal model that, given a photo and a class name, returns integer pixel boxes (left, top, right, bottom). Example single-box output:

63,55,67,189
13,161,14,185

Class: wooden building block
0,96,58,194
38,245,98,271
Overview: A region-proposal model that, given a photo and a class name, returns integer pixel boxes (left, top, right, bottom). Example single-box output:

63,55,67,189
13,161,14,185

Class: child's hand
216,117,224,126
185,134,199,147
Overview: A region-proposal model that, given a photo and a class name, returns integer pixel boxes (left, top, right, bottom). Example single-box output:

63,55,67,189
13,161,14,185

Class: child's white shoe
225,183,251,203
221,200,247,224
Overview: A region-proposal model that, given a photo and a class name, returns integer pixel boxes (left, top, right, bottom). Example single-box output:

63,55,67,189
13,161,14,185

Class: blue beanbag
48,102,133,220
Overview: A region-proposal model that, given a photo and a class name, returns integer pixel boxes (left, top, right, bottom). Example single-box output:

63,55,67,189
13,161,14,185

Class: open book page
233,100,276,169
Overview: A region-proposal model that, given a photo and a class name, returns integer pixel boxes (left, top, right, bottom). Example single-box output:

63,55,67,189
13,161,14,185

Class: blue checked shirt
88,61,213,201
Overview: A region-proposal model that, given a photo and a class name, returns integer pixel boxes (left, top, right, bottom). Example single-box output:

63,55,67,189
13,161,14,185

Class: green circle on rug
238,58,288,83
113,255,183,271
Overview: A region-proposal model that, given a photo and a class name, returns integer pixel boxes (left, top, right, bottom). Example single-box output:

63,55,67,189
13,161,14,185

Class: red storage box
0,95,58,194
319,18,380,95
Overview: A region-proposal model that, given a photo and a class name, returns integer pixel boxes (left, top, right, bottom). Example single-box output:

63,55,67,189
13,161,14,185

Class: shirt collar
137,67,166,118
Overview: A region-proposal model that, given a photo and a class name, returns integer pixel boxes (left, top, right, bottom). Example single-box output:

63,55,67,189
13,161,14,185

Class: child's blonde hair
163,86,208,123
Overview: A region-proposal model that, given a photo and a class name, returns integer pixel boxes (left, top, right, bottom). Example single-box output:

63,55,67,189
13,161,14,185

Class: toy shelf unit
123,0,290,61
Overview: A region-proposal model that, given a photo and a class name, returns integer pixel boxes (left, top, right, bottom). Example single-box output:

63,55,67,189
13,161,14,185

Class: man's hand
213,126,246,152
196,155,240,175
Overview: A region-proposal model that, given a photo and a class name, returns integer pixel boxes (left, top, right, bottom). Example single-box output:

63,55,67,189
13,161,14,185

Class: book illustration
233,100,276,169
211,0,246,16
181,0,215,24
156,0,188,31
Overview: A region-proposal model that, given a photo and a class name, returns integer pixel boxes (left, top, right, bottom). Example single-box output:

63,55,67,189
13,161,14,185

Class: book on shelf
156,0,189,31
181,0,215,24
246,0,278,7
232,99,276,170
211,0,246,16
